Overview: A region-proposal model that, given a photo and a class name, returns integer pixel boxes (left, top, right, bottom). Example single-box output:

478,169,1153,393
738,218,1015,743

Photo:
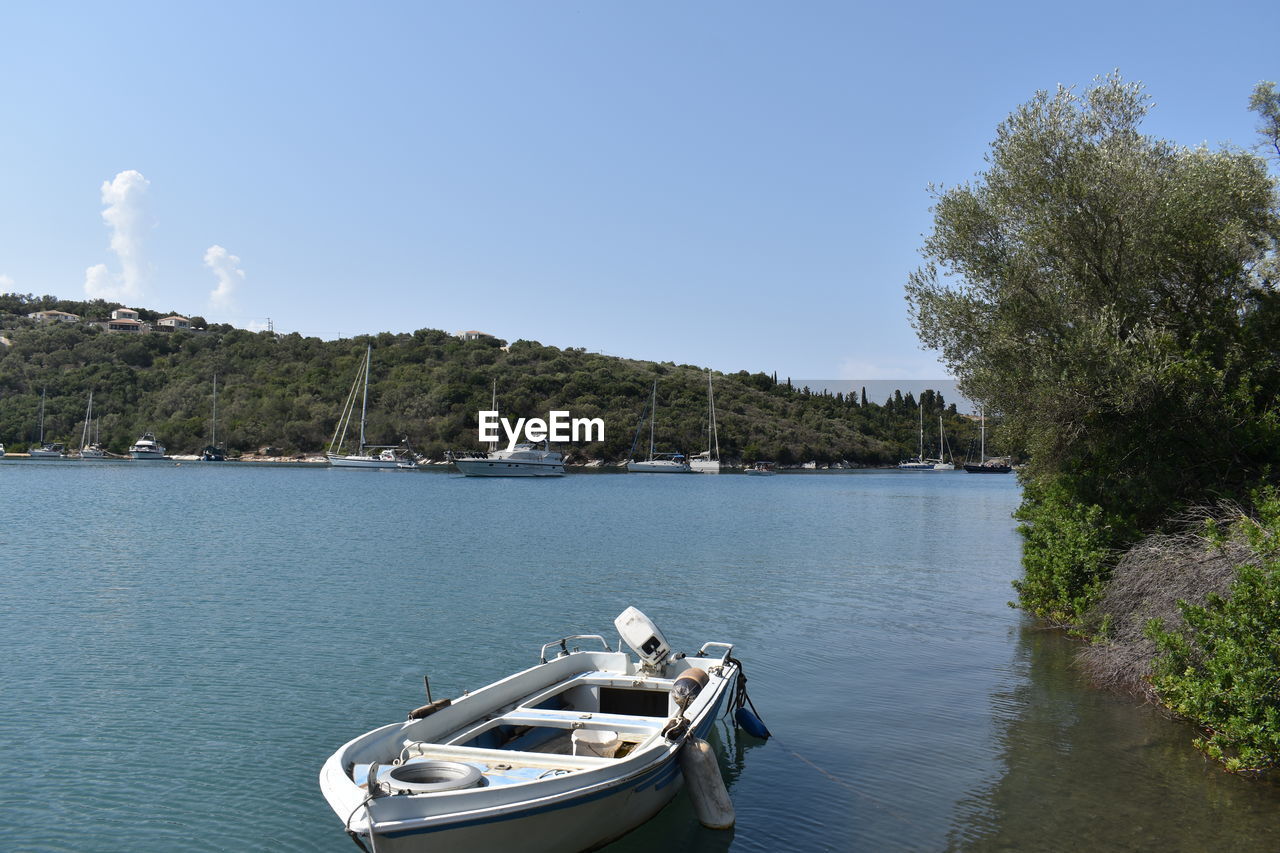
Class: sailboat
78,391,106,458
327,345,414,469
897,404,933,470
964,408,1012,473
201,375,226,461
689,369,721,474
626,381,691,472
931,415,955,470
28,388,67,458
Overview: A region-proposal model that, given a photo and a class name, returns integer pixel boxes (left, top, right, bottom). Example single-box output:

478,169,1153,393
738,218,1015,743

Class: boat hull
689,459,721,474
964,464,1012,474
453,458,565,477
28,448,67,459
129,450,166,460
360,759,683,853
327,453,406,469
626,460,691,473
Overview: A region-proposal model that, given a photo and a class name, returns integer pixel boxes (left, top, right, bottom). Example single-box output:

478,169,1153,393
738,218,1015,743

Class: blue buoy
735,706,771,739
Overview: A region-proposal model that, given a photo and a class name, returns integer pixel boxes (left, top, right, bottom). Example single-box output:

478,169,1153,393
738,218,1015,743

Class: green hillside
1,294,996,464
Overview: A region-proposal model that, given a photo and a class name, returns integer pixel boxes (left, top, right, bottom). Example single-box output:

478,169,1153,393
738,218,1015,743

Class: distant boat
931,415,955,470
28,388,67,458
964,408,1012,474
327,345,413,469
744,461,776,476
78,391,106,458
450,442,566,477
129,432,167,460
689,370,721,474
626,381,691,473
201,374,226,461
449,381,565,476
897,404,933,470
0,443,5,458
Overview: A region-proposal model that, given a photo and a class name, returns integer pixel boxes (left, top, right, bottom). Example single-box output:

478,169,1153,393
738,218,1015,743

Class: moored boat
78,391,106,458
449,442,565,477
28,388,67,458
319,607,759,852
689,370,721,474
964,408,1012,474
626,381,691,473
897,404,934,469
200,375,226,461
743,461,776,476
328,345,415,469
129,432,167,459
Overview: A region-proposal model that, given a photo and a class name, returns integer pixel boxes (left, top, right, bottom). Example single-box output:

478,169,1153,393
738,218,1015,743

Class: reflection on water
948,625,1280,851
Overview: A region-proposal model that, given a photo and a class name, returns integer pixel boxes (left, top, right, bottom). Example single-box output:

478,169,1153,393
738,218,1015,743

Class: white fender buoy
679,737,735,829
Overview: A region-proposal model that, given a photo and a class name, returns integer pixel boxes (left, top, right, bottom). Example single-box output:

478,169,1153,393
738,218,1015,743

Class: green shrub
1013,479,1123,625
1146,490,1280,772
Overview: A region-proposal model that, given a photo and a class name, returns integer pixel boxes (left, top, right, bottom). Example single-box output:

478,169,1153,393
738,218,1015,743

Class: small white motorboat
448,442,565,477
743,461,776,476
319,607,763,852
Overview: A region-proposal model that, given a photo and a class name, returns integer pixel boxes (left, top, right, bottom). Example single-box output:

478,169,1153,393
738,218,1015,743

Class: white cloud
204,244,245,309
83,170,151,301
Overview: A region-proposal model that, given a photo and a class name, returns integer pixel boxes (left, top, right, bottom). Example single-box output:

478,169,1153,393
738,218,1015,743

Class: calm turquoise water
2,462,1278,852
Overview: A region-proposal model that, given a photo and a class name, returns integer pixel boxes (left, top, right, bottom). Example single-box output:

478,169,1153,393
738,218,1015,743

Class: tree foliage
906,73,1280,619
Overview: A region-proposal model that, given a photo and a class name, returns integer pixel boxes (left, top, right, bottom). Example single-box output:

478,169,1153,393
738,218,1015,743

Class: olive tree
906,74,1280,619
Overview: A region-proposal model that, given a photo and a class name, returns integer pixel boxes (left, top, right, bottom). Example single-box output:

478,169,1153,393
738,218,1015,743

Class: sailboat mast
649,381,656,461
980,408,986,463
938,414,944,461
917,403,923,461
38,387,46,443
81,391,93,450
707,370,719,461
359,345,371,451
212,374,218,447
490,379,498,451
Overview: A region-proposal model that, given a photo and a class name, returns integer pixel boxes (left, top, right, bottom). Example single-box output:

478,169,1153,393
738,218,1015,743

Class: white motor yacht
449,442,565,477
129,433,167,459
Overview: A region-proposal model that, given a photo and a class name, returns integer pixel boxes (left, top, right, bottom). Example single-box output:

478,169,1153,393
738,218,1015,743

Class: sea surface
2,461,1278,852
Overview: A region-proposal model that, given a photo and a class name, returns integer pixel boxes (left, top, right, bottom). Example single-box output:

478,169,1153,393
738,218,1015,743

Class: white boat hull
452,458,565,477
327,453,406,469
626,460,691,473
897,461,935,470
350,761,682,853
689,459,721,474
28,448,67,459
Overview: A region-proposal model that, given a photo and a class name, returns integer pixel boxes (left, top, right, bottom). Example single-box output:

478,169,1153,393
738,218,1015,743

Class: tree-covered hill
0,293,993,464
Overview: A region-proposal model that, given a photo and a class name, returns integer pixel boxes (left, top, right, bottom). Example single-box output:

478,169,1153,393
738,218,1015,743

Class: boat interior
355,671,685,793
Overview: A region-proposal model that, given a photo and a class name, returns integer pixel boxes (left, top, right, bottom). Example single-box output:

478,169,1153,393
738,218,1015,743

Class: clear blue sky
1,1,1275,379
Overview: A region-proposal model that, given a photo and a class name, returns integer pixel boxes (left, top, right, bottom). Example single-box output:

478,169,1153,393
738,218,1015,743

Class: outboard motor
614,607,672,671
